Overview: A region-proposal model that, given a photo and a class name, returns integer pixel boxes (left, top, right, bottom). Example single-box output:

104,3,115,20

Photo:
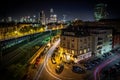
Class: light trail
94,53,120,80
45,39,74,80
33,39,60,80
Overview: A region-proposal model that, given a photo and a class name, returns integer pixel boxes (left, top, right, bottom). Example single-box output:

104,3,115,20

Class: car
51,53,55,57
95,58,102,62
115,63,120,67
110,50,116,53
90,61,96,66
84,65,92,70
55,64,64,74
117,48,120,53
51,57,56,64
72,66,85,74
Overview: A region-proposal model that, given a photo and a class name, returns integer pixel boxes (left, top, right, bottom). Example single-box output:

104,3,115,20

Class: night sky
0,0,120,21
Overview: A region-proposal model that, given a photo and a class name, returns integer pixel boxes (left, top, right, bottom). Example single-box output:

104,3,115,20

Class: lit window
97,45,99,48
107,34,112,38
80,50,82,54
88,48,90,51
72,50,74,54
84,49,86,53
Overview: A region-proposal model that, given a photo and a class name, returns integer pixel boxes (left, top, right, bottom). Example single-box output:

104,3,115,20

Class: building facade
40,11,46,25
60,25,113,62
90,28,112,56
49,8,57,23
60,26,92,62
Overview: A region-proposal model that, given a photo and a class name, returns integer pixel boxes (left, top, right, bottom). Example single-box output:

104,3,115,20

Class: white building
90,28,112,56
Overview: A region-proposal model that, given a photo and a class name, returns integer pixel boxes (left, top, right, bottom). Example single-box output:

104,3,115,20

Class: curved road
94,53,120,80
33,39,61,80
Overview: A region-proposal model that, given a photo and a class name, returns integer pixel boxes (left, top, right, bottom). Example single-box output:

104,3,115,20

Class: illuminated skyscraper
49,8,57,23
94,3,108,21
40,10,46,25
8,17,12,22
50,8,54,13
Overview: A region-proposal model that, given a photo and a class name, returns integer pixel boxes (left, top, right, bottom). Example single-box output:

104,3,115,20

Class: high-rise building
94,3,108,21
62,14,66,23
49,8,57,23
40,11,46,25
50,8,54,13
8,17,12,22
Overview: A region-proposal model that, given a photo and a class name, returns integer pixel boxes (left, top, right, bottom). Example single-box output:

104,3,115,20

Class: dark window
84,38,87,43
80,46,82,49
67,42,70,48
63,43,65,46
63,37,66,40
80,39,82,42
71,44,74,48
72,39,74,42
88,43,90,47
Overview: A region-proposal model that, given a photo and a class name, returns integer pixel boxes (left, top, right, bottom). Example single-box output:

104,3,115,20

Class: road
94,53,120,80
33,39,60,80
33,38,87,80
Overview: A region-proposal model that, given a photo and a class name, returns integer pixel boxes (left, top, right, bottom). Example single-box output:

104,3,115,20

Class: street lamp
14,31,18,37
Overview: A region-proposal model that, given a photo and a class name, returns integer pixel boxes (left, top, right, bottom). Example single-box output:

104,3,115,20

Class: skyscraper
49,8,57,23
8,17,12,22
40,10,46,25
94,3,108,21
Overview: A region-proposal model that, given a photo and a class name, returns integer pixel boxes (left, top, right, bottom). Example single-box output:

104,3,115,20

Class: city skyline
0,0,120,21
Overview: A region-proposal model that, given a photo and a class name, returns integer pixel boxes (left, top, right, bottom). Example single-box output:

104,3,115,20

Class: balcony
97,42,102,45
98,37,103,41
97,46,102,50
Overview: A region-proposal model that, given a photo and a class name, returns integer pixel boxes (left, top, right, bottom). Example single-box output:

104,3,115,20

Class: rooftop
61,25,90,37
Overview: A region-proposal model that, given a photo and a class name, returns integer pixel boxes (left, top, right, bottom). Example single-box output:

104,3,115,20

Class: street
33,39,60,80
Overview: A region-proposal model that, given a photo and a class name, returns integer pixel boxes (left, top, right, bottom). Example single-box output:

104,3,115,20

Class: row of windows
62,37,91,42
80,48,90,54
62,42,91,49
63,48,90,55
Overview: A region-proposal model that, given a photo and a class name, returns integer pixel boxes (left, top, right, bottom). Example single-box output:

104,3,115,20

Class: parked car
84,65,93,70
55,64,64,74
115,63,120,67
51,57,56,64
72,66,85,74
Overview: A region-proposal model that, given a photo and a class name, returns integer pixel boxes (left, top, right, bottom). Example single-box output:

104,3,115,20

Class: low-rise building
90,28,112,56
60,25,113,62
60,26,92,62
